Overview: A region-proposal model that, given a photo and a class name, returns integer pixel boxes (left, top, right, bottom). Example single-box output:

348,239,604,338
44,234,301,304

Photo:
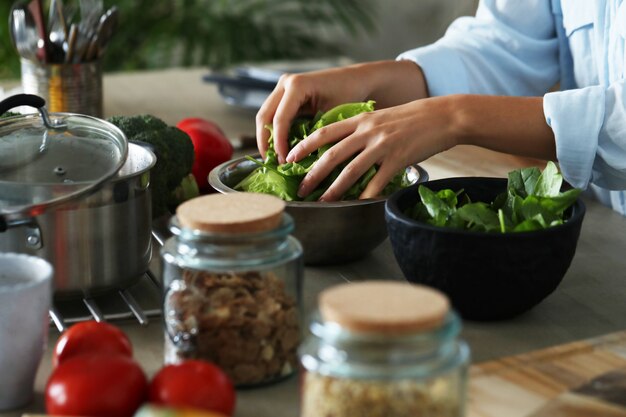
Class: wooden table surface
3,68,626,417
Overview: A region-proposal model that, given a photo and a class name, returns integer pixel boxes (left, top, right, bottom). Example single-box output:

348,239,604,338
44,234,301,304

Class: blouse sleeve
397,0,560,97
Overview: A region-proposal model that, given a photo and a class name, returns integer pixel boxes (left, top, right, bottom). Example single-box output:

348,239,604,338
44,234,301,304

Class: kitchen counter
3,68,626,417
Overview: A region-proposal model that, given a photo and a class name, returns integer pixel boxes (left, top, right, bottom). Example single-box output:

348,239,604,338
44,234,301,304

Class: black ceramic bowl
384,177,586,321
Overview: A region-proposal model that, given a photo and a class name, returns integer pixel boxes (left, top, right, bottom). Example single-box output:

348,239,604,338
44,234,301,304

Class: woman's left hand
287,96,459,201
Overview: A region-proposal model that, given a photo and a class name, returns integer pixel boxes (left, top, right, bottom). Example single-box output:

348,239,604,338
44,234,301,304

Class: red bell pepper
177,117,234,193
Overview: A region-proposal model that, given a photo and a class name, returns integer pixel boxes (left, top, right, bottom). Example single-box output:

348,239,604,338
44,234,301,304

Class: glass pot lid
0,94,128,228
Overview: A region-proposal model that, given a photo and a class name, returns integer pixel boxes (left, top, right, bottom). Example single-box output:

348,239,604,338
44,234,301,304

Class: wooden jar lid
176,193,286,234
319,281,450,334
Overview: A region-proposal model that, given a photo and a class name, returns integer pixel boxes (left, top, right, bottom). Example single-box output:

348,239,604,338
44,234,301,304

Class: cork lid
176,193,286,234
319,281,450,334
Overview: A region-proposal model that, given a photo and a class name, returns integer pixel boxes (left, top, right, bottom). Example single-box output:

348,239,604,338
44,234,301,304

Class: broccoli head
131,127,194,189
107,115,196,218
107,114,168,138
1,111,21,119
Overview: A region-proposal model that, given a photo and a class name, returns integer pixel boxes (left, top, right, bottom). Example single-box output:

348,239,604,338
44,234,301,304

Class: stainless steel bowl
209,156,428,265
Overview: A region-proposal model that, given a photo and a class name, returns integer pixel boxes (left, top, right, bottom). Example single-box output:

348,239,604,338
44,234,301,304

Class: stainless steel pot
0,143,155,296
0,94,155,296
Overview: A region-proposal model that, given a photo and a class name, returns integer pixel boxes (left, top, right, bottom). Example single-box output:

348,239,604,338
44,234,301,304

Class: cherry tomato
53,320,133,367
149,360,236,416
46,354,148,417
177,118,233,193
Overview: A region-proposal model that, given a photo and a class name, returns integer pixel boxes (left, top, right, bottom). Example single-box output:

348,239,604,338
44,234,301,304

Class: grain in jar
299,281,469,417
161,193,303,386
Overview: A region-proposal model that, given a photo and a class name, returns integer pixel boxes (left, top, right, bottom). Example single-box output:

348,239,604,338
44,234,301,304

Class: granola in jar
164,269,300,385
161,193,303,386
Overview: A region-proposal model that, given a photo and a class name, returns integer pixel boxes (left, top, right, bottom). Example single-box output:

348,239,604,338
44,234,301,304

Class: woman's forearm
450,94,556,161
354,60,429,108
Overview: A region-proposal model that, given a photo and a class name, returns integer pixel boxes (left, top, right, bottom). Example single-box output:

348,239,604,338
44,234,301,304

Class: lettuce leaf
236,101,409,201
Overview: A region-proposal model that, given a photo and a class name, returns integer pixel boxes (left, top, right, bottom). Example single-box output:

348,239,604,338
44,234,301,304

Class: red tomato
177,118,234,193
46,354,148,417
53,320,132,367
149,360,236,416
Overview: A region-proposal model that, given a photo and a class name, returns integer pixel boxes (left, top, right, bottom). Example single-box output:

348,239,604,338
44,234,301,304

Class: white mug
0,252,52,411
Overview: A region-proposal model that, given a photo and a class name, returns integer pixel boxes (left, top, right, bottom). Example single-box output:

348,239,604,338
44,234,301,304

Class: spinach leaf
508,166,541,198
457,202,501,232
534,161,562,197
419,185,453,226
539,188,582,214
406,162,581,233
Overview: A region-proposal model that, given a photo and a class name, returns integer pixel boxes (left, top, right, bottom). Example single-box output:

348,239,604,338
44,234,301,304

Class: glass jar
161,193,303,387
299,281,470,417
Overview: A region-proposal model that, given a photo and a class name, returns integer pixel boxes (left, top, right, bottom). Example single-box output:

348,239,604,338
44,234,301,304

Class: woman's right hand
255,60,429,163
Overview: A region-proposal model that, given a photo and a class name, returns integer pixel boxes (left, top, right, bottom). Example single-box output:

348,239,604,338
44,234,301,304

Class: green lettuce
235,101,409,201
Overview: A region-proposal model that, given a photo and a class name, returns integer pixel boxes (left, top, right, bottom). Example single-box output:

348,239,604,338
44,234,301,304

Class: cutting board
468,330,626,417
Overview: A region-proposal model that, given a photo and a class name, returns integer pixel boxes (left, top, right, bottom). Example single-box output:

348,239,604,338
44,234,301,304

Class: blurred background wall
342,0,479,62
0,0,479,79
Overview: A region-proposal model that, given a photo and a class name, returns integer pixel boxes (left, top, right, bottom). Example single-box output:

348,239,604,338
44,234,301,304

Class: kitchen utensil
0,94,126,227
47,0,68,62
86,6,118,61
0,142,156,296
48,0,68,42
27,0,50,62
0,94,156,296
9,2,40,62
64,23,78,63
74,0,103,62
384,177,585,320
208,156,428,265
0,253,52,410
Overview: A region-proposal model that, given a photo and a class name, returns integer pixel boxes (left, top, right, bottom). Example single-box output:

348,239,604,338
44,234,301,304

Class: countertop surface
3,68,626,417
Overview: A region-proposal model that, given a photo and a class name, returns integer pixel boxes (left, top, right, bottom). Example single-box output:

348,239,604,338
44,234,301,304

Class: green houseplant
1,0,376,78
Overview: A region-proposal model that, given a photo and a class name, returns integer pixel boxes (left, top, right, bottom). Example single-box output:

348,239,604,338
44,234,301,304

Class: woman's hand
287,96,459,201
287,94,556,201
255,60,428,163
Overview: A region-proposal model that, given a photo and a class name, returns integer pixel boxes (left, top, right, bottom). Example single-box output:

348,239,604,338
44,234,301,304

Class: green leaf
513,216,546,232
277,154,317,176
419,185,453,225
382,169,411,196
534,161,563,197
234,168,300,201
492,192,507,211
508,166,541,197
344,166,378,200
405,202,431,222
519,195,559,224
311,101,376,131
436,189,459,209
456,202,501,232
407,162,580,233
497,209,508,233
539,188,582,214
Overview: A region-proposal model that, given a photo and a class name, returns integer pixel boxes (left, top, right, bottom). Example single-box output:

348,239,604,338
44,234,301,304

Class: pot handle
0,94,67,130
0,94,45,116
